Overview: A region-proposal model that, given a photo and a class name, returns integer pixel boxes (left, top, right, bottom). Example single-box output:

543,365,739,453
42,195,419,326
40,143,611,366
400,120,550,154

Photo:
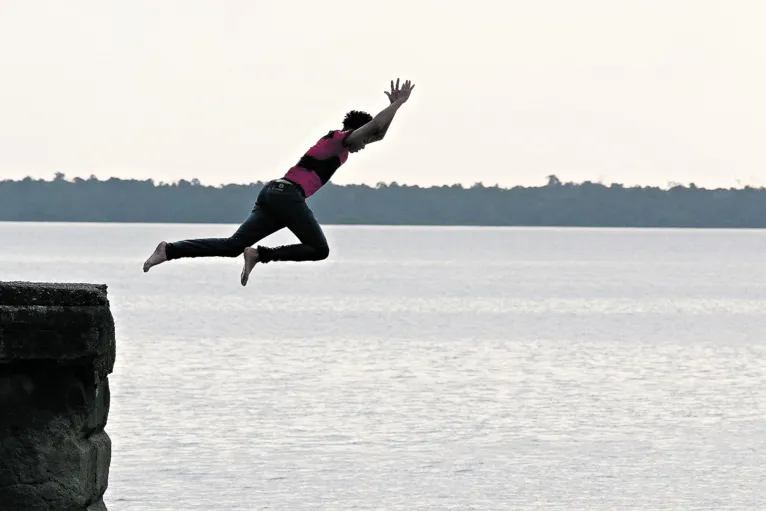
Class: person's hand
384,78,415,104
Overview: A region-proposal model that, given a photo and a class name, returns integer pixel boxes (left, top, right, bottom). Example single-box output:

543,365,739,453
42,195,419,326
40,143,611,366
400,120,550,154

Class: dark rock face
1,282,116,511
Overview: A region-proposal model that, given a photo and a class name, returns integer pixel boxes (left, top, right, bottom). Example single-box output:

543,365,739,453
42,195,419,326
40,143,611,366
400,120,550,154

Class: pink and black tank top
282,130,352,198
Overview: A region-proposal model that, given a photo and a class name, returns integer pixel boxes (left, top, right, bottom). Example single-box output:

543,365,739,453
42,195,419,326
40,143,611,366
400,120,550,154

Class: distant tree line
1,173,765,227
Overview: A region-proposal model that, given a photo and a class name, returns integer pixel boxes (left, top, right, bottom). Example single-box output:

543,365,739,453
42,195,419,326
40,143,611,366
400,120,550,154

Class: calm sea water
2,222,766,510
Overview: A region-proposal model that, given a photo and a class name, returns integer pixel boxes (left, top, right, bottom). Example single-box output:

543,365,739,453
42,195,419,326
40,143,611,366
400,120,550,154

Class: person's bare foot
241,247,260,286
143,241,168,272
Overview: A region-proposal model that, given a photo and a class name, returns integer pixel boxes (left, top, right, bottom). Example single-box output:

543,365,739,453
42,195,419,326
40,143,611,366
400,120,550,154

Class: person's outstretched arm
344,78,415,149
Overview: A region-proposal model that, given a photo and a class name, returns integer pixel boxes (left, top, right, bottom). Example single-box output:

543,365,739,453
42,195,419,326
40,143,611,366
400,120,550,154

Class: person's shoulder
307,131,339,149
316,130,354,150
304,129,352,157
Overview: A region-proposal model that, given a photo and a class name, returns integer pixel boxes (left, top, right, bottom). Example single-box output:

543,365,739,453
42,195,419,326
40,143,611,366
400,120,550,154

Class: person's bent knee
313,244,330,261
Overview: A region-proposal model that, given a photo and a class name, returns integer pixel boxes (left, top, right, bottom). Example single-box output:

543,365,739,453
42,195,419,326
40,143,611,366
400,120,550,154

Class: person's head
342,110,373,153
343,110,372,131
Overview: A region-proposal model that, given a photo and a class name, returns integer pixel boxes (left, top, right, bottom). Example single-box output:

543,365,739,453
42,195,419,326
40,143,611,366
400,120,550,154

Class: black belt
274,178,306,197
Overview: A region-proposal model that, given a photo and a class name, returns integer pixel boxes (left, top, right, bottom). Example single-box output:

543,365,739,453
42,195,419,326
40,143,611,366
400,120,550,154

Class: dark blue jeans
165,180,329,263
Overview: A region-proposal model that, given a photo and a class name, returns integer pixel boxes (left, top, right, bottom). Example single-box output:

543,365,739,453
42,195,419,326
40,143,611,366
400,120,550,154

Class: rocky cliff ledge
0,282,116,511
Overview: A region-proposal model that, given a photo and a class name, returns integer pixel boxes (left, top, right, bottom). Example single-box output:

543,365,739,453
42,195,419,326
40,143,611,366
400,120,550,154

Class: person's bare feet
241,247,260,286
143,241,168,272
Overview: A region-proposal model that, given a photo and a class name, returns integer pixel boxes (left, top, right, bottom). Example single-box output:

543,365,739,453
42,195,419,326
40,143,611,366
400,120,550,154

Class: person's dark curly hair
343,110,373,131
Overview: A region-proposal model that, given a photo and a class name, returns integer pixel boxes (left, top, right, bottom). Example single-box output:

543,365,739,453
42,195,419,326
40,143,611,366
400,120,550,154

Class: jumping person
142,78,415,286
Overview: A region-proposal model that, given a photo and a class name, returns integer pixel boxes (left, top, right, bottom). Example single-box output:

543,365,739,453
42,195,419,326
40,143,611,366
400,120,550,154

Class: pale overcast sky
1,0,764,189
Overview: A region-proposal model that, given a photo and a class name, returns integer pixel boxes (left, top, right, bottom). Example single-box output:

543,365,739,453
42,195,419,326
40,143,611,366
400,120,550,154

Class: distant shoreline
2,174,765,228
2,220,766,231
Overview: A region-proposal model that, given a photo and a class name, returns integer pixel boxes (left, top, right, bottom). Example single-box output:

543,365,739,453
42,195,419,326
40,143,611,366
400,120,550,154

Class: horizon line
3,172,765,192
